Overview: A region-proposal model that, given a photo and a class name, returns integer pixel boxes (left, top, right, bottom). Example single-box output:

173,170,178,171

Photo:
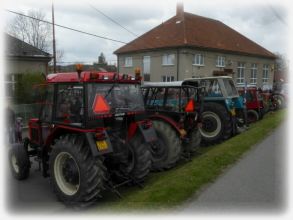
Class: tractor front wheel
185,128,201,154
247,109,259,123
8,143,30,180
119,133,152,183
49,135,106,206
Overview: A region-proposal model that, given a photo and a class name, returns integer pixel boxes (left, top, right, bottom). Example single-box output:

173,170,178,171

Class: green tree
14,72,45,104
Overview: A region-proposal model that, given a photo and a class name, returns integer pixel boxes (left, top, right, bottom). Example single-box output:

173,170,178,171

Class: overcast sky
2,0,290,66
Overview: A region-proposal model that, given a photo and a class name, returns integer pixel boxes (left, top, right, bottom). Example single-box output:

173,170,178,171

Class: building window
193,54,204,66
216,56,225,67
262,64,269,84
237,62,245,84
250,63,258,84
162,75,175,82
162,54,175,66
125,57,133,67
143,56,150,73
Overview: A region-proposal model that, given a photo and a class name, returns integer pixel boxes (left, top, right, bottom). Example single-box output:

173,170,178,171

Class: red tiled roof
114,12,276,59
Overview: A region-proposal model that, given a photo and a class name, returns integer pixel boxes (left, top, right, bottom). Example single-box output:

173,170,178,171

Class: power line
267,5,287,27
5,9,127,44
88,3,138,37
87,3,165,50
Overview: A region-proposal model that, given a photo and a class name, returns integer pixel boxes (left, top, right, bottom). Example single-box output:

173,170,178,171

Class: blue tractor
183,77,246,145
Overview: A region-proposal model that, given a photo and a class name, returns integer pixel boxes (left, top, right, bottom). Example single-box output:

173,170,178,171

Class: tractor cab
29,71,148,147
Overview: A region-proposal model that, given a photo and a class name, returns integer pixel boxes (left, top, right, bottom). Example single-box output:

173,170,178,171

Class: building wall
117,48,275,88
5,59,49,75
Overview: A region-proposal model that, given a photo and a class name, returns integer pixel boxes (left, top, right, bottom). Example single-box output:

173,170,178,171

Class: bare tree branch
7,9,52,52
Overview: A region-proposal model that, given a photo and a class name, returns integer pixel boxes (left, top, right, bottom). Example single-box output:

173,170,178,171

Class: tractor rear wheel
247,109,259,123
119,133,152,183
8,143,30,180
49,135,106,206
150,120,181,171
199,102,232,145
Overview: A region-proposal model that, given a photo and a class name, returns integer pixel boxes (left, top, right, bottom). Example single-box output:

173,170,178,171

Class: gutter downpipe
177,48,179,80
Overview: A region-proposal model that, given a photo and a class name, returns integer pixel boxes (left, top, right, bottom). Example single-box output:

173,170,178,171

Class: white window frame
143,56,151,74
262,64,269,84
162,54,175,66
162,75,175,82
192,54,204,66
237,62,245,84
124,57,133,67
250,63,258,85
216,56,225,67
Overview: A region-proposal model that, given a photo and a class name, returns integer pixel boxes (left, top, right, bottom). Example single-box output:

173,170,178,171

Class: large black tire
150,120,181,171
259,108,265,120
273,94,285,109
49,135,106,206
199,102,232,145
185,128,201,154
8,143,30,180
119,133,152,183
247,109,259,123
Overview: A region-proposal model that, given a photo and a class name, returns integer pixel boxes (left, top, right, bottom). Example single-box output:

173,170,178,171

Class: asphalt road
181,121,287,214
6,157,67,214
5,122,287,214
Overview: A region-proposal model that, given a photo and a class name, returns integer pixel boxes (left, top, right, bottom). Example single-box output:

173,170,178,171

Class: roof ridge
183,12,221,23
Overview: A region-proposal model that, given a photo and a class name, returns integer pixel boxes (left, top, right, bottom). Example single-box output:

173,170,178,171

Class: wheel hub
62,158,79,185
150,138,167,160
199,111,222,138
11,155,19,174
203,117,218,132
54,152,80,196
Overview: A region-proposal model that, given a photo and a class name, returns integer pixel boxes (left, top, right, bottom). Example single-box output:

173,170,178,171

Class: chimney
176,2,184,21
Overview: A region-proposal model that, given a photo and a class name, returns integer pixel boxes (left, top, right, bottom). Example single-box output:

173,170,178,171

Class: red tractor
8,69,157,206
237,86,265,123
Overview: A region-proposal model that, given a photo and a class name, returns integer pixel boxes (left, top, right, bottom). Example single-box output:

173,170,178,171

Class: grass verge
94,109,286,212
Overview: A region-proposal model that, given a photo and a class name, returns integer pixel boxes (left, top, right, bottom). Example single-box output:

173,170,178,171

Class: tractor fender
149,114,183,136
85,132,113,157
137,123,158,143
44,126,113,157
128,121,158,143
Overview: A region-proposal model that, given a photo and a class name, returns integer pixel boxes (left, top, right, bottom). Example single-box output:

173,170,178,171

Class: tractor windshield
87,83,145,116
223,79,238,97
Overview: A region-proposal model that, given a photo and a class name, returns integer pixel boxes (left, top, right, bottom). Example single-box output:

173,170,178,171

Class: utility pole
52,1,56,72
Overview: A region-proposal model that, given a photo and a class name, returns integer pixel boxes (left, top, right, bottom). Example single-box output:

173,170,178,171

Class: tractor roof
184,76,232,81
143,81,184,87
142,80,200,88
46,71,141,84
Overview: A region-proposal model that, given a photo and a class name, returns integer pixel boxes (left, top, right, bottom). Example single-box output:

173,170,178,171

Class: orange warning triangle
185,99,195,112
93,95,110,114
